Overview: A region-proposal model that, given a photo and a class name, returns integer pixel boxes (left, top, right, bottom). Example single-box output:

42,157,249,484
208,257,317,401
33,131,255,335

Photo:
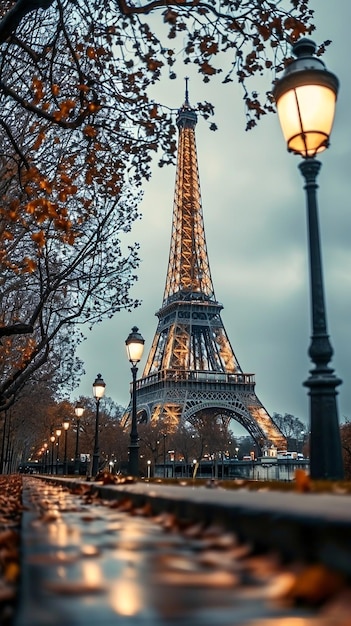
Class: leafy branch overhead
0,0,315,407
0,0,316,246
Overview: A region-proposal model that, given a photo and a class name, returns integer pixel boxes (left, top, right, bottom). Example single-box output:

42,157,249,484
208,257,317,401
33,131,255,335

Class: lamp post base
128,444,139,477
92,453,99,477
305,368,344,480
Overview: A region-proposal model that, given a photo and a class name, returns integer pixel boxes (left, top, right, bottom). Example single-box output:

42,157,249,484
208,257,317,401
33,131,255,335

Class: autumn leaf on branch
0,0,316,407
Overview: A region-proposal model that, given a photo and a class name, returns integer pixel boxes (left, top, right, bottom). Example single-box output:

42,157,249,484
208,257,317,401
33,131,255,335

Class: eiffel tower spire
143,83,241,377
123,84,286,451
163,79,215,304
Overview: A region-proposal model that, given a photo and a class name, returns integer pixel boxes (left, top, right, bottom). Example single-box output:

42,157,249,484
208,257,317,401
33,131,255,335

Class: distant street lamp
43,443,48,474
92,374,106,477
40,447,45,474
299,430,305,455
55,428,61,475
50,435,55,475
162,433,166,478
63,419,70,475
273,38,344,480
192,459,197,479
125,326,145,477
74,401,84,474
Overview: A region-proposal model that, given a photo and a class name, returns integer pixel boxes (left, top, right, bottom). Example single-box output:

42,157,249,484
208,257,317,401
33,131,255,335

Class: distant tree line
272,412,307,453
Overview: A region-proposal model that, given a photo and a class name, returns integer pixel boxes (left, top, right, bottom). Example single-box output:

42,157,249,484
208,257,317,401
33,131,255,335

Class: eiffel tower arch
123,84,286,453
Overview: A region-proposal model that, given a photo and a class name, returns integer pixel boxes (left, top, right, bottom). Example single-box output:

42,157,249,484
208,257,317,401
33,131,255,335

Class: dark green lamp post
125,327,145,477
273,38,344,480
92,374,106,477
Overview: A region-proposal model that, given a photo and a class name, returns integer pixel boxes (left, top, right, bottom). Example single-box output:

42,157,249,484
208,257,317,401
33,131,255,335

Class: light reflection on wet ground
14,479,347,626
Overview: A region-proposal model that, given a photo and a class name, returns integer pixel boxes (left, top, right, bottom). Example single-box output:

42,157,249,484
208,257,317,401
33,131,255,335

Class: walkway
14,476,351,625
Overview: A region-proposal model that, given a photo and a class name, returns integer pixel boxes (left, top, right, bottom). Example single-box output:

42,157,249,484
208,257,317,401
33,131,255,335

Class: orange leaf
87,102,100,113
31,231,46,247
51,84,60,96
283,564,345,605
200,61,216,76
39,177,52,193
78,84,90,93
22,257,37,273
83,125,97,138
294,469,311,492
87,47,96,59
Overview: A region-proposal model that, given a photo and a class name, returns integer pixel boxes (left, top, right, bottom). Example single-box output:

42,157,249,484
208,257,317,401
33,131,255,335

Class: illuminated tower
124,85,286,451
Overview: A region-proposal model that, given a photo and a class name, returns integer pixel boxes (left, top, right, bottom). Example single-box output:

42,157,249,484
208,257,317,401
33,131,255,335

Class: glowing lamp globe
273,39,338,158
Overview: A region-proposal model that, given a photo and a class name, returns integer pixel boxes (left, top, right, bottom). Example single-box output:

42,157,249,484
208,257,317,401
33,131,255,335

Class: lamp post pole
55,428,61,475
129,363,138,476
92,374,106,477
273,38,344,480
299,431,305,455
63,420,70,475
125,327,145,477
43,443,48,474
163,433,166,478
50,435,55,475
299,160,343,479
74,402,84,475
92,397,100,477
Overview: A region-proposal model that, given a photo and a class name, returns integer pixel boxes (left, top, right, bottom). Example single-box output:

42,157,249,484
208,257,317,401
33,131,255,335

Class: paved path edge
35,477,351,577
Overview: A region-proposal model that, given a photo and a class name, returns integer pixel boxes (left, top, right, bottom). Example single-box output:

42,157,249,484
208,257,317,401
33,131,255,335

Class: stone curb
39,476,351,577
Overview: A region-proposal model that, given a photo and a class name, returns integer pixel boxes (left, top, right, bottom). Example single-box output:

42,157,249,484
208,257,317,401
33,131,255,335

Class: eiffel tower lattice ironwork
124,86,286,452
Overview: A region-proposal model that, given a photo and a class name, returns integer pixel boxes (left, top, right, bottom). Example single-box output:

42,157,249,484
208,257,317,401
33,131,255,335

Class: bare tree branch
0,323,33,338
0,0,55,43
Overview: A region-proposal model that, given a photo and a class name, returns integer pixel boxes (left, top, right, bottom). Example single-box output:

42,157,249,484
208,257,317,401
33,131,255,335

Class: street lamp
42,443,48,474
63,419,70,475
39,447,45,474
192,459,197,479
299,430,305,455
50,435,55,475
74,401,84,475
92,373,106,477
273,38,344,480
55,428,61,475
125,326,145,477
162,433,166,478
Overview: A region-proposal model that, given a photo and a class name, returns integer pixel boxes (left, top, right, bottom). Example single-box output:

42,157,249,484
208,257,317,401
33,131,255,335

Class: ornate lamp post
273,38,344,479
92,374,106,477
74,401,84,474
43,443,48,474
50,435,55,475
125,326,145,477
162,433,166,478
55,427,61,475
39,447,45,474
55,428,62,474
63,419,70,475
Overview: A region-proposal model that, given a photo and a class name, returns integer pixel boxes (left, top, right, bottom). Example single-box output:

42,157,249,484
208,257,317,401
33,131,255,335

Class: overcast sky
75,0,351,434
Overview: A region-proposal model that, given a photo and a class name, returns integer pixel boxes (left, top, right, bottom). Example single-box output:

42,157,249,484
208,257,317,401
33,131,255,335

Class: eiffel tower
124,84,286,452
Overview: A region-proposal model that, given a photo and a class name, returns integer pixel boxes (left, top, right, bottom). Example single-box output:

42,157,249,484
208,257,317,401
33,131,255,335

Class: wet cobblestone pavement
15,478,351,625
